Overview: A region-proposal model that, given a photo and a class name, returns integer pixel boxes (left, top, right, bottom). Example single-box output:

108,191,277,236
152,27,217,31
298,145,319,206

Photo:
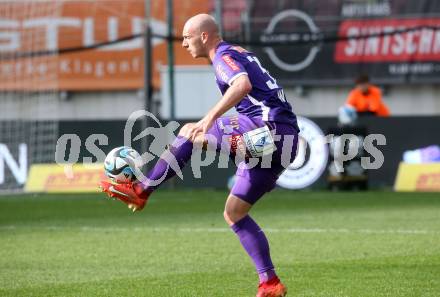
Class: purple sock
141,136,193,192
231,215,277,283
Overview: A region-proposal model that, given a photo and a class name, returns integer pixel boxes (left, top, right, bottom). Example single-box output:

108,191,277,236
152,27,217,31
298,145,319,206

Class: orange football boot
256,277,287,297
99,180,149,212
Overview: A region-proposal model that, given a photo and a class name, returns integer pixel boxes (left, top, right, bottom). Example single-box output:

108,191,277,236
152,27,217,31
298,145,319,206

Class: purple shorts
206,115,299,205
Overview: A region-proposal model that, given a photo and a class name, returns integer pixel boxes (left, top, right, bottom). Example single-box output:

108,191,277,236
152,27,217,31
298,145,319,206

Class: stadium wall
160,66,440,118
2,75,440,121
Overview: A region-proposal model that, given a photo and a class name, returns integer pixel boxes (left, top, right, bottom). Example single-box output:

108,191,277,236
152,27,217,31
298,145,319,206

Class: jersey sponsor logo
216,64,229,82
229,115,240,130
222,55,240,71
228,134,248,158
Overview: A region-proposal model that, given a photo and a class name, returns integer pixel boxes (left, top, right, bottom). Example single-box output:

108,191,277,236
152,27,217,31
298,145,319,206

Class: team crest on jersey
222,55,240,71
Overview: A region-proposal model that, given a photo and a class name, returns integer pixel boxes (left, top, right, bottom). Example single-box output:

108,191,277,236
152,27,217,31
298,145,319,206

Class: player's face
182,24,206,58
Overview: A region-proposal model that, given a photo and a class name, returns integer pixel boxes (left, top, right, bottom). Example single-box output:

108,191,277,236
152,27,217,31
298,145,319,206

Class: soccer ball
104,146,141,183
338,104,358,125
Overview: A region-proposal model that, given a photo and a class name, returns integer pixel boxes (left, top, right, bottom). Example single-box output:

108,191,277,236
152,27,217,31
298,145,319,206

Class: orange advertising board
0,0,210,91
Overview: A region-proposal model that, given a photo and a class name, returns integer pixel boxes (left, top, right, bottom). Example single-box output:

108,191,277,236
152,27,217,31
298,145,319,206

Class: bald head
184,13,219,37
182,13,222,59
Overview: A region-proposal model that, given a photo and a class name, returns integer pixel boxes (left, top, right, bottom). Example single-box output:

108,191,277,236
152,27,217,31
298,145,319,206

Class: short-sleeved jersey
212,41,298,129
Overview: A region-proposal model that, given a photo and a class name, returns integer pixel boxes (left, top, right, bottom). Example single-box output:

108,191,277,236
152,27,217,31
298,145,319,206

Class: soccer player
100,13,299,297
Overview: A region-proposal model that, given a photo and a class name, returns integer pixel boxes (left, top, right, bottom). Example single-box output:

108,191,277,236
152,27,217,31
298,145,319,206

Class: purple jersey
212,41,298,129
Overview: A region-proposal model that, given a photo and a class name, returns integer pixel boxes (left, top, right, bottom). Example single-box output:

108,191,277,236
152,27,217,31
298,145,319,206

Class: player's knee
223,210,233,225
223,208,245,225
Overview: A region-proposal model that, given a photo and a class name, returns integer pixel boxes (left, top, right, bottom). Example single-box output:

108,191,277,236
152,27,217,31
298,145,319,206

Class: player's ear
201,31,208,43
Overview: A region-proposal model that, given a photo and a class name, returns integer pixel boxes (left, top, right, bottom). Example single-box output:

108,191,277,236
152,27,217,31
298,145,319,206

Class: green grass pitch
0,190,439,297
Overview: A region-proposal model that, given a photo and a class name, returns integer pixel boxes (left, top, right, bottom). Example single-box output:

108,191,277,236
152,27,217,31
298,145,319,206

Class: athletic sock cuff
230,214,251,233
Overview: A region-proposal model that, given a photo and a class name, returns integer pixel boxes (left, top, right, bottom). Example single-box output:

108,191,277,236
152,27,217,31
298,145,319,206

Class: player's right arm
208,74,252,120
187,73,252,141
187,53,251,140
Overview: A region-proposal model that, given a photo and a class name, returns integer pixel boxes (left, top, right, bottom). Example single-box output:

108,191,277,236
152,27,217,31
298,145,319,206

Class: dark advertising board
236,1,440,86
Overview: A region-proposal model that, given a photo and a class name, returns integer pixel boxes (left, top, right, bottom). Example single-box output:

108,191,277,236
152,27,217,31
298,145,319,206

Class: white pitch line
0,225,438,235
